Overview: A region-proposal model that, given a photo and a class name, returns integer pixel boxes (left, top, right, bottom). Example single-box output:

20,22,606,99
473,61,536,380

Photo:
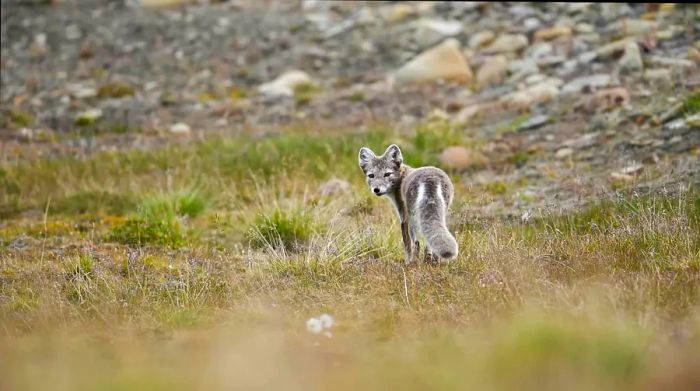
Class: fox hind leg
423,248,438,265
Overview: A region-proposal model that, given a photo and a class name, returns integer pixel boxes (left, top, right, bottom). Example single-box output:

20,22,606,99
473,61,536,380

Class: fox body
358,144,458,264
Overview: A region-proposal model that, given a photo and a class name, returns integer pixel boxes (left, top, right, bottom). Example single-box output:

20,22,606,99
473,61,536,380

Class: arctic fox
358,144,458,264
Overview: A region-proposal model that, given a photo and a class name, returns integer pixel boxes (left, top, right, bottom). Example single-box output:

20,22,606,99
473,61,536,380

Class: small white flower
319,314,334,329
306,317,323,334
521,210,532,223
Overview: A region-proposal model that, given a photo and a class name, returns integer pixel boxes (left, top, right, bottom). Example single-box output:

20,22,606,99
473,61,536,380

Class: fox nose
373,188,380,194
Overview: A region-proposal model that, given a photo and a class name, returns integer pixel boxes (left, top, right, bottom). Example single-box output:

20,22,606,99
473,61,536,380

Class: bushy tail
420,200,458,260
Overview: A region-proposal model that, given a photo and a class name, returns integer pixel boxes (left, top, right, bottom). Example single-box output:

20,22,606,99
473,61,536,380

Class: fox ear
358,147,375,169
384,144,403,167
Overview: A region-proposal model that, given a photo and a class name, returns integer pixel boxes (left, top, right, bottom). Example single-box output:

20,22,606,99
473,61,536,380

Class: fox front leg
400,221,413,264
424,249,438,265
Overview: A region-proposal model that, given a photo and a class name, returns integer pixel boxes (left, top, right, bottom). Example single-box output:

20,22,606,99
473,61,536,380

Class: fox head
358,144,403,196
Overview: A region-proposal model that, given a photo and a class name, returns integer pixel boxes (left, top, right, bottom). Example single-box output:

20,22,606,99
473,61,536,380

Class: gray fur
358,144,458,264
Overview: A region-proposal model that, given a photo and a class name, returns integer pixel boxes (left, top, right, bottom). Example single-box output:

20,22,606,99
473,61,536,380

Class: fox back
402,167,458,260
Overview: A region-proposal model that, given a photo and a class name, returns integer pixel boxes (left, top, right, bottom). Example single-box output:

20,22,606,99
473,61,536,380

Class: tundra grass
0,125,699,390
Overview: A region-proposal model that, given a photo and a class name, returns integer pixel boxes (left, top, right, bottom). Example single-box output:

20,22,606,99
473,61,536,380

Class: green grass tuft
107,217,184,247
681,91,700,115
105,189,206,247
9,109,34,127
246,208,318,251
97,82,136,99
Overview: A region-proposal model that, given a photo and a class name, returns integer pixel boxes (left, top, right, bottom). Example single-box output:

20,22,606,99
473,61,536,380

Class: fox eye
384,172,391,177
368,173,375,179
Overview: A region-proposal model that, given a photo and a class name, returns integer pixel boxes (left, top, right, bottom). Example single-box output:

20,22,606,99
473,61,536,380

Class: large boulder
392,39,473,85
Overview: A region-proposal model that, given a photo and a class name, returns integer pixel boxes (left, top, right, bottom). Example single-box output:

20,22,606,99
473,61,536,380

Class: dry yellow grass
1,125,699,390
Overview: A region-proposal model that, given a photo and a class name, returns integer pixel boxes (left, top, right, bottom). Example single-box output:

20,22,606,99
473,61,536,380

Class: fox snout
372,186,389,196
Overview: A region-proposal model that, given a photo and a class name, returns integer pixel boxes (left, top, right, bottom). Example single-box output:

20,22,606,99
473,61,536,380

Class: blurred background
1,2,700,390
2,1,698,160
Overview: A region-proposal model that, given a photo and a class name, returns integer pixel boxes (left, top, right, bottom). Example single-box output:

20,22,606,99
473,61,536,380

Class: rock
663,118,687,131
555,147,574,159
414,19,463,47
67,84,97,99
596,38,632,59
655,28,681,41
659,102,684,123
476,55,508,87
523,17,542,32
618,42,643,72
562,74,612,93
600,3,632,21
577,50,598,64
534,26,572,41
392,38,473,85
28,34,47,59
507,58,539,82
523,74,563,88
526,42,553,59
575,23,595,34
17,127,34,141
568,3,593,14
439,146,487,171
319,178,350,196
609,172,635,183
469,30,495,49
169,122,191,134
563,132,599,149
138,0,191,8
483,34,528,54
648,56,694,68
609,164,642,183
688,47,700,63
258,70,313,97
505,82,559,110
537,55,566,68
306,12,334,31
619,163,643,176
686,114,700,128
455,105,481,124
65,25,81,41
592,87,630,110
380,3,416,24
414,2,436,14
644,68,672,82
621,19,657,35
519,114,549,131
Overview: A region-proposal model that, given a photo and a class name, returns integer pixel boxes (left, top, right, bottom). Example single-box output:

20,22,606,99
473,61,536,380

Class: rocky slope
1,1,699,217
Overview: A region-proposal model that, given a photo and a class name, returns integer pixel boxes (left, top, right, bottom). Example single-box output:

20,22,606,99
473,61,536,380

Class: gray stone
562,74,612,93
519,115,550,131
618,42,643,72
